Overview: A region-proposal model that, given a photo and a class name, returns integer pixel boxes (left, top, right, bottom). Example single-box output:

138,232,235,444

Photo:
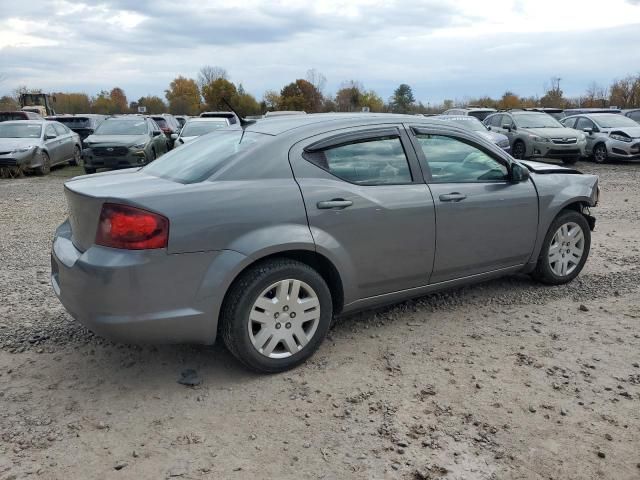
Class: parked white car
171,118,230,147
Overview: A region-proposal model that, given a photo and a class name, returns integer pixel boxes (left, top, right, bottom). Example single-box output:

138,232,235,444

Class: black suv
48,114,107,140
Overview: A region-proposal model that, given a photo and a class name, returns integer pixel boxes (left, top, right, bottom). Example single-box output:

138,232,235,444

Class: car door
43,124,62,163
574,117,598,153
289,125,436,301
53,123,73,162
409,126,538,284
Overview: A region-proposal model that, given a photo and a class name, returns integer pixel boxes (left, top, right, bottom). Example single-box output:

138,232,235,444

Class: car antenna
222,98,255,128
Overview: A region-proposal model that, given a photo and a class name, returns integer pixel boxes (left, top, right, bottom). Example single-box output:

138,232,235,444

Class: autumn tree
335,81,364,112
234,84,261,116
390,84,415,113
609,74,640,108
0,95,19,110
202,78,237,111
498,91,521,110
262,90,281,110
279,79,322,112
539,77,566,108
109,87,128,113
91,91,115,114
52,92,91,114
165,76,200,115
360,90,384,112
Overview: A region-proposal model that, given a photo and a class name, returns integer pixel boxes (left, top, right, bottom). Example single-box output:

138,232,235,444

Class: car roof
186,117,228,123
438,115,481,120
246,112,457,136
1,119,49,125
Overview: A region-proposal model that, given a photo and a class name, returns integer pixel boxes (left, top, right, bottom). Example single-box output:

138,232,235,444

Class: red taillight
96,203,169,250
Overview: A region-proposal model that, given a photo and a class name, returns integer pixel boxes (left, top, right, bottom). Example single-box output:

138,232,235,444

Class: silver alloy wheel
594,145,607,163
248,279,321,359
548,221,584,277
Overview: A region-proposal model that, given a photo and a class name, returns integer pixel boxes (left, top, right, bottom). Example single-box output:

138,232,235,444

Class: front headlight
11,145,37,154
131,143,146,149
610,133,631,143
529,135,550,143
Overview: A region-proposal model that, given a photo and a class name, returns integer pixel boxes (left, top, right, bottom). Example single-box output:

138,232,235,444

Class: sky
1,0,640,105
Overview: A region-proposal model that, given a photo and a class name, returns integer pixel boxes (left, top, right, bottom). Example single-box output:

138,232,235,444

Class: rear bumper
51,220,244,345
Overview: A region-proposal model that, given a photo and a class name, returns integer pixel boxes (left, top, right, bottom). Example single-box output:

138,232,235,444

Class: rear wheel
221,259,333,373
531,210,590,285
69,146,81,166
35,151,51,175
593,143,607,164
512,140,526,159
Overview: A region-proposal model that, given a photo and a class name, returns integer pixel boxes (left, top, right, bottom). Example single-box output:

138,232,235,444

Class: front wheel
512,140,526,159
531,210,591,285
593,143,608,164
69,146,82,166
221,259,333,373
35,151,51,175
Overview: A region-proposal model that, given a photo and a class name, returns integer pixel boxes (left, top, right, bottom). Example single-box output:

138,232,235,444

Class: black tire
221,259,333,373
35,151,51,175
531,210,591,285
593,143,607,164
562,157,579,165
150,148,156,161
84,166,97,174
69,146,82,166
512,140,526,159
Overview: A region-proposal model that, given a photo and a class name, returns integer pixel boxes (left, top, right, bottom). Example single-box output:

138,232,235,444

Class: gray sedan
51,114,599,373
0,120,81,174
561,113,640,163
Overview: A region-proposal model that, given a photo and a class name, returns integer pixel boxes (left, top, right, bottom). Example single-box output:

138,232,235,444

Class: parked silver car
484,111,587,164
561,113,640,163
51,114,598,373
622,109,640,124
442,107,497,121
438,115,511,152
0,120,81,174
171,118,231,147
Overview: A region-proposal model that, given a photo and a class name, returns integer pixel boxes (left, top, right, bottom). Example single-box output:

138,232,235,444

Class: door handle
317,199,353,209
439,192,467,202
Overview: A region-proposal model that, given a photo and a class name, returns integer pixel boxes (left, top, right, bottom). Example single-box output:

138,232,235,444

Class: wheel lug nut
275,322,281,329
285,322,291,329
283,306,289,312
274,312,279,319
290,312,296,318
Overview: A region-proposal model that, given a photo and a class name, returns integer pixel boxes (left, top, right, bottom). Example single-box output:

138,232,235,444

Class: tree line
1,68,639,116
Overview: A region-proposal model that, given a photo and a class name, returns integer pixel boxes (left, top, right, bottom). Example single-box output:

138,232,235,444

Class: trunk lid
64,169,181,252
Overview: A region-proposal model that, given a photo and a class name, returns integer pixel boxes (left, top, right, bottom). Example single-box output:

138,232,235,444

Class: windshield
153,118,168,128
181,121,227,137
593,114,639,128
95,119,147,135
0,123,42,138
144,130,266,183
442,117,486,132
513,113,563,128
56,117,92,128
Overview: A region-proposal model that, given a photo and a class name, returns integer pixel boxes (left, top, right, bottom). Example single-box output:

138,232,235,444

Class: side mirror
153,131,161,137
486,125,492,131
502,124,513,131
510,162,530,183
45,134,56,140
170,133,178,140
583,127,593,135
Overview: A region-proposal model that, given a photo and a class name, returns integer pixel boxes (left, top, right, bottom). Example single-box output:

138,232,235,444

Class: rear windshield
143,130,266,183
95,119,148,135
153,118,168,128
181,121,227,137
0,123,42,138
0,113,27,122
56,117,92,128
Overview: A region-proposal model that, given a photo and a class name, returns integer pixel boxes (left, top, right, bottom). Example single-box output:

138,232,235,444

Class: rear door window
305,137,412,185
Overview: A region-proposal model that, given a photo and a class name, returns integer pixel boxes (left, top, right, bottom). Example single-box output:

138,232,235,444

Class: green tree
262,90,281,110
137,96,167,114
165,76,200,115
390,84,415,113
360,90,384,112
91,91,115,114
202,78,237,111
335,81,364,112
279,79,322,112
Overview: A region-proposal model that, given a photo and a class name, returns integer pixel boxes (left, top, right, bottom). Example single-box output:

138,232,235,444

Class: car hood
476,130,508,143
84,134,148,146
518,160,581,174
601,126,640,138
521,127,580,138
0,138,41,151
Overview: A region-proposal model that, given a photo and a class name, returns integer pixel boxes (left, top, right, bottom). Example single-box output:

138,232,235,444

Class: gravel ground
0,162,639,479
